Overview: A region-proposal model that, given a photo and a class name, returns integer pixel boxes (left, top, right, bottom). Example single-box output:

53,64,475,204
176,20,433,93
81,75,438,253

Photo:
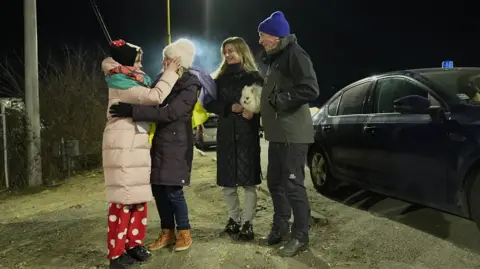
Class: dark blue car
307,67,480,229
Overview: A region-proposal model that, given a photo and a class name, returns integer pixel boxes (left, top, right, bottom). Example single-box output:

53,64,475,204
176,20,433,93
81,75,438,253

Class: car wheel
469,171,480,230
309,149,339,194
194,128,205,150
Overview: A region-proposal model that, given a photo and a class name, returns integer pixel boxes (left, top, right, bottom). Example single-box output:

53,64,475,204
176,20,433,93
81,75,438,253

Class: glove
109,102,133,118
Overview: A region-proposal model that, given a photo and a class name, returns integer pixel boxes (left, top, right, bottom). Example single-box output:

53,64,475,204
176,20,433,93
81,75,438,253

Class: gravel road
0,143,479,269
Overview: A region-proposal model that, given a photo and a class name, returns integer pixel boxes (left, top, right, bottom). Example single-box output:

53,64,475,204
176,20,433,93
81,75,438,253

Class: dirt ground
1,148,480,269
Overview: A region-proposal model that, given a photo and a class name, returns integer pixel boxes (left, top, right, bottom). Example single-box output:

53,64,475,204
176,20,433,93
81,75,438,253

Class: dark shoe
260,223,290,246
126,245,151,262
278,238,309,257
109,253,136,269
236,221,254,241
223,218,241,235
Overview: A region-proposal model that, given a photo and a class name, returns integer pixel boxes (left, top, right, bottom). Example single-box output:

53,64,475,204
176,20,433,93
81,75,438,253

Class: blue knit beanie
258,11,290,37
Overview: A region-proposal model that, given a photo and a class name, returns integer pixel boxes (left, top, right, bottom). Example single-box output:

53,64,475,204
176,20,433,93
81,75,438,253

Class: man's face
258,32,280,52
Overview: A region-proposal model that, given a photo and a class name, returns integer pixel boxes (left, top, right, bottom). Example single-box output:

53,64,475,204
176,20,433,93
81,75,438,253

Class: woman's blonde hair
212,37,259,79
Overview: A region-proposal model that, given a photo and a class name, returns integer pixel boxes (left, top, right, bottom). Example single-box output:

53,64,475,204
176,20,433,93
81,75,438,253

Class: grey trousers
222,186,258,223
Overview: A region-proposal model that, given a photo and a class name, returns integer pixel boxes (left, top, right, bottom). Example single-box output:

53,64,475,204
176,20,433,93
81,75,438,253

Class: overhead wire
90,0,112,43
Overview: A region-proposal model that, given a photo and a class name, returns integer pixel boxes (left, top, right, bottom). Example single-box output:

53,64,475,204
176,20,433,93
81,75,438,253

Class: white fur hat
162,38,196,68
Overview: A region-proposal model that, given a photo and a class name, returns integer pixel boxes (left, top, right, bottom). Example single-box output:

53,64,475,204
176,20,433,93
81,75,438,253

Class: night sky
2,0,479,103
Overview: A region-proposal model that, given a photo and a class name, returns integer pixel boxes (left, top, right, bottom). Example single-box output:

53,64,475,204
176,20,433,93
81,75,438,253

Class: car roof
375,67,480,77
341,67,480,90
335,67,480,106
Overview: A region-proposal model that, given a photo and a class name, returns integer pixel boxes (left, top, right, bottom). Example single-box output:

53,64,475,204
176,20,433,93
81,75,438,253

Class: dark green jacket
260,34,319,143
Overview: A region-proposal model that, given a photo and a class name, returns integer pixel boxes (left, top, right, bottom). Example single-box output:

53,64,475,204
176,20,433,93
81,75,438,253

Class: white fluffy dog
240,84,262,113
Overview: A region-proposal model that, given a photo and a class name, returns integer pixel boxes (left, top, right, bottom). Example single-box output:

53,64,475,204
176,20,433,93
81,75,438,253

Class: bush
0,46,108,189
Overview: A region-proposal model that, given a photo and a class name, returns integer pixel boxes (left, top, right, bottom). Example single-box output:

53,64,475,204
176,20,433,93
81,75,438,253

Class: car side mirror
394,95,446,122
393,95,431,114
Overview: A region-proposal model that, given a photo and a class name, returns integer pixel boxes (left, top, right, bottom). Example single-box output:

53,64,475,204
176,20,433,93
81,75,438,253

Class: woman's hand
110,102,133,118
232,103,244,113
165,57,181,72
242,110,254,120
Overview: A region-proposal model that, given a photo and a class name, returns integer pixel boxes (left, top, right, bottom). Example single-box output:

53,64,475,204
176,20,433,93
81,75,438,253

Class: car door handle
363,125,378,133
322,125,332,131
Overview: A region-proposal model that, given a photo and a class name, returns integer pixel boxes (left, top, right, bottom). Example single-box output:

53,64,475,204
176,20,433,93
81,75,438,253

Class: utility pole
167,0,171,44
24,0,43,187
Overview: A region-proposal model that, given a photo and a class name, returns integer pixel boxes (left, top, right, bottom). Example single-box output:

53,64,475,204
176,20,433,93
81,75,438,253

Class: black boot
223,218,241,235
109,253,136,269
236,221,254,241
126,245,151,262
278,238,309,257
260,222,290,246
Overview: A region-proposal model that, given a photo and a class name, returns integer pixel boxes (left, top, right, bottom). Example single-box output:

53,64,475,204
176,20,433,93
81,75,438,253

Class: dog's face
240,84,262,113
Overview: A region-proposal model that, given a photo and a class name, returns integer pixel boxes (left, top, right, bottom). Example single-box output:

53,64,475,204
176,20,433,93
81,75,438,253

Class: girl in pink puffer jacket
101,39,180,269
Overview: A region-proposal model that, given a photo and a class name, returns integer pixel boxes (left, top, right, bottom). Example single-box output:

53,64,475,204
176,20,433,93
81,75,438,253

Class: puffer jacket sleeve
132,84,198,123
132,70,179,105
102,57,179,106
136,71,178,105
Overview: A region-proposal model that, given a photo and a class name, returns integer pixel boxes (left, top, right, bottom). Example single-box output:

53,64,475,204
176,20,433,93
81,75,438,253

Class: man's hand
242,110,254,120
109,102,133,118
268,89,279,110
232,103,244,113
271,49,319,111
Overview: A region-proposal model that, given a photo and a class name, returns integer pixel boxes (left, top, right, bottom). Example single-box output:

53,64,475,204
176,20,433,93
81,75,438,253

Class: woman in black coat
205,37,263,241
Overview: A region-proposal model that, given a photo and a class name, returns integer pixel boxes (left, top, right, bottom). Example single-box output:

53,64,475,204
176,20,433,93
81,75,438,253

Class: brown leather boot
148,229,176,250
175,230,192,252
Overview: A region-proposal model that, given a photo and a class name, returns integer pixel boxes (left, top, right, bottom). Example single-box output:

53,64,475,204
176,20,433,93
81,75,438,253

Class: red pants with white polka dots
106,203,148,259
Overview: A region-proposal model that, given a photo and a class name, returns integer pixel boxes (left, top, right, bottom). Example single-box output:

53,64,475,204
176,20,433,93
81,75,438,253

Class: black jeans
151,184,191,230
266,142,310,242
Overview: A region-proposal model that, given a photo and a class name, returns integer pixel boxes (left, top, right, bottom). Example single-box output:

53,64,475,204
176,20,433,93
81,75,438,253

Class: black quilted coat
132,72,201,186
204,63,263,187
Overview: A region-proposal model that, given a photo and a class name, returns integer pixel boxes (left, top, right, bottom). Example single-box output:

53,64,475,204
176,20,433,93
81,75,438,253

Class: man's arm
273,47,319,112
132,85,198,123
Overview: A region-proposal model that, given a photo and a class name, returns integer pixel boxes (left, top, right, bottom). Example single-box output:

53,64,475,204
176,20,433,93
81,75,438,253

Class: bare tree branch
1,45,108,188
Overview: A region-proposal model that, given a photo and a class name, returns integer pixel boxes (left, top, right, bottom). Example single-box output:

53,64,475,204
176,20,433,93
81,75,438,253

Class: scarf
105,66,152,88
105,66,156,145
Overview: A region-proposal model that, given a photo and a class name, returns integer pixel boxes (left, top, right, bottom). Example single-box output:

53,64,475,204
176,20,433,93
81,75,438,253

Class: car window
337,82,371,115
420,69,480,103
375,77,430,113
327,96,340,116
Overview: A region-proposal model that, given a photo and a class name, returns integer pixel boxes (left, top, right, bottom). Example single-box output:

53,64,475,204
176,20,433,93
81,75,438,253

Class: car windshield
420,69,480,103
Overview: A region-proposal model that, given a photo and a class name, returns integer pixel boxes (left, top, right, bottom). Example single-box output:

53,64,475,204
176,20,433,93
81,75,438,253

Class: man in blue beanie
257,11,319,257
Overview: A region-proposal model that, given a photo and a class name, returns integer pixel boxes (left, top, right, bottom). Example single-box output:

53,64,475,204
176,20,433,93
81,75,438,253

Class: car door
363,76,449,205
324,81,374,183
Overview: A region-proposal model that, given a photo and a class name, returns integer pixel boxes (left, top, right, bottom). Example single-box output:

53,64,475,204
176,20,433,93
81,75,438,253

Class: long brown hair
212,37,259,79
